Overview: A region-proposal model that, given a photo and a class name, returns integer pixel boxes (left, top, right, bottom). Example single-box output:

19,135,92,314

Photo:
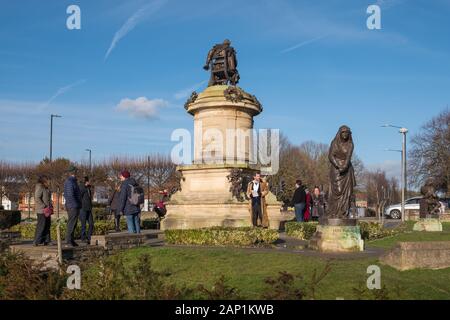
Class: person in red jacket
303,188,311,222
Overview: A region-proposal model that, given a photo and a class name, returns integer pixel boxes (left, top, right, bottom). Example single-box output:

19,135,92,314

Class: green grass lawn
119,245,450,300
367,221,450,249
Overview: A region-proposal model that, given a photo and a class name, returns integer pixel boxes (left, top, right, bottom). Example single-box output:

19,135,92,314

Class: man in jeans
63,165,82,246
118,170,141,234
290,180,306,222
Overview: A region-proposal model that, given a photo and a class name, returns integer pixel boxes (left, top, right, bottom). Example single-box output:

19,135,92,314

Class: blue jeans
126,214,141,234
294,203,305,222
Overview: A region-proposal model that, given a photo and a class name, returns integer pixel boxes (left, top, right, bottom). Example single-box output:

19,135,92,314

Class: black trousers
34,213,51,244
251,198,262,227
66,208,80,243
79,209,94,241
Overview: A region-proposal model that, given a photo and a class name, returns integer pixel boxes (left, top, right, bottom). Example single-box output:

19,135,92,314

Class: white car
384,197,421,219
384,196,449,219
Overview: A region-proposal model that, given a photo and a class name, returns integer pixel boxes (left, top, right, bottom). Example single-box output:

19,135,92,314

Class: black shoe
70,241,79,247
43,242,49,246
33,243,39,247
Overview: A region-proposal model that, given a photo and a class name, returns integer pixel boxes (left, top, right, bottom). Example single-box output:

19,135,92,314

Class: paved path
9,229,386,263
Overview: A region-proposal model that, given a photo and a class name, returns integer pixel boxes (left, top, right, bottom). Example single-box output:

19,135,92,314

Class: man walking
79,176,94,244
246,172,268,227
290,180,306,222
63,165,82,246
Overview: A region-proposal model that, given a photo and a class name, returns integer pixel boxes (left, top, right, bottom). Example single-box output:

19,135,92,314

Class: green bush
165,227,278,247
358,221,406,240
10,218,159,240
285,221,407,241
0,251,67,299
285,222,318,240
92,207,110,220
0,210,21,230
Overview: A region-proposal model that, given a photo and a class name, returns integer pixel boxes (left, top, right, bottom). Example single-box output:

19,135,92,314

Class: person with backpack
118,170,144,234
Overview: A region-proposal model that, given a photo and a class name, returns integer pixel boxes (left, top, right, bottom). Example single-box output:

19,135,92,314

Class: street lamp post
382,124,409,222
49,114,62,265
49,114,62,162
85,149,92,173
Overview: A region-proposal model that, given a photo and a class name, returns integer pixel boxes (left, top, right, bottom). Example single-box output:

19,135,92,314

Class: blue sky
1,0,449,179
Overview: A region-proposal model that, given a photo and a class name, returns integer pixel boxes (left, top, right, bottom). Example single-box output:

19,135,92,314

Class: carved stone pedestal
309,219,364,252
413,217,443,232
162,85,288,230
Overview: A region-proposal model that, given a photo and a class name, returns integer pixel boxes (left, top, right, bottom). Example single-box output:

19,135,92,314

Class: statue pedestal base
162,164,291,230
309,219,364,252
413,218,442,232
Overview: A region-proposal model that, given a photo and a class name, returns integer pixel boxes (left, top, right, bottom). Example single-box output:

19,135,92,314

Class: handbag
43,205,54,218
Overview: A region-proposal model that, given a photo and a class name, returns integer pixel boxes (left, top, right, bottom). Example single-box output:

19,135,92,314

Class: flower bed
165,227,279,247
285,221,407,241
285,221,318,240
10,218,159,239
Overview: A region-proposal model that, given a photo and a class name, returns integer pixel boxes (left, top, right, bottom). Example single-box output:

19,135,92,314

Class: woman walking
311,186,325,221
33,175,52,246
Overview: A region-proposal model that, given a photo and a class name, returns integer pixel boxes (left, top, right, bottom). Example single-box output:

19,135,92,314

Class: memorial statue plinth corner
309,219,364,252
413,217,443,232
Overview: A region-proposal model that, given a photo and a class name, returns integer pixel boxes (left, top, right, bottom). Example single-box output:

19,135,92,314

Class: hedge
358,221,406,240
165,227,279,247
0,210,21,230
285,221,407,241
10,218,159,240
285,222,318,240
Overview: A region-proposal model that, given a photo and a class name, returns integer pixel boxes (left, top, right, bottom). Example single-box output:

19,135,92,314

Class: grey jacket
35,183,51,214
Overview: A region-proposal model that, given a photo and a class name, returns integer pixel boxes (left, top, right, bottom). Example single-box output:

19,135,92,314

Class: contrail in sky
281,34,330,54
104,0,167,60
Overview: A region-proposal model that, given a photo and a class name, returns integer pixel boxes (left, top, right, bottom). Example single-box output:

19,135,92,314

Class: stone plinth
309,219,364,252
91,230,161,251
163,85,287,230
413,218,443,232
380,241,450,271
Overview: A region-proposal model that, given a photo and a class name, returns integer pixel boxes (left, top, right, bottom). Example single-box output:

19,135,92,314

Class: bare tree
409,108,450,194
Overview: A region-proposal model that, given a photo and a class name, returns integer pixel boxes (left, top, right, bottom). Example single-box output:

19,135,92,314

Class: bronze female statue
327,125,356,219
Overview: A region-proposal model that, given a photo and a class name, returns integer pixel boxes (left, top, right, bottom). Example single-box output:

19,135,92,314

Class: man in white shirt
247,172,263,227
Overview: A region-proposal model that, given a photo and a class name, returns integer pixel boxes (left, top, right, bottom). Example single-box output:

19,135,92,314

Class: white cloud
115,97,169,119
104,0,167,60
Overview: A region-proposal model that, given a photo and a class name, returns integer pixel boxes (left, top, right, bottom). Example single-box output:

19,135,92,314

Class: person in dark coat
118,170,141,234
109,185,121,232
311,186,325,221
63,165,82,246
79,176,94,243
33,175,52,246
290,180,306,222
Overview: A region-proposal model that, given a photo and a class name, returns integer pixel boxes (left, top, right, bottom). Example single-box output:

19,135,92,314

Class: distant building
1,196,18,210
355,193,368,208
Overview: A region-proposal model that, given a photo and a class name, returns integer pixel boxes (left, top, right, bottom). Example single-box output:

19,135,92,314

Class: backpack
128,184,145,206
154,200,167,218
